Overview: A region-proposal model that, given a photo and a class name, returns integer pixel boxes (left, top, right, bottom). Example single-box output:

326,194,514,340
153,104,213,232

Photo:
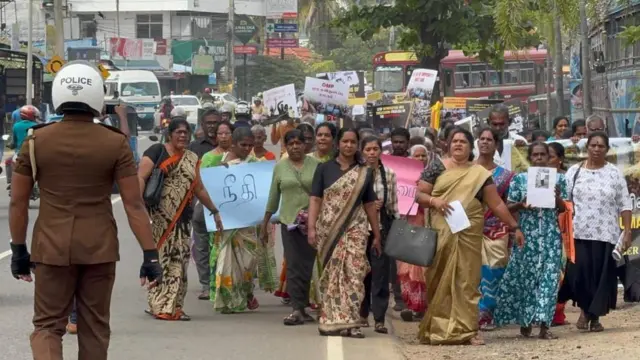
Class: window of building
78,14,97,38
136,14,163,39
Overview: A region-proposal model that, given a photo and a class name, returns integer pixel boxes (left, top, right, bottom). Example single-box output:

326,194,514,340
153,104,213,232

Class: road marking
326,336,344,360
0,196,123,260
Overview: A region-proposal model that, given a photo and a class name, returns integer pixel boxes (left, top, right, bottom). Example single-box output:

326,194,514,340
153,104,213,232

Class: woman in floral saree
201,126,263,313
138,119,223,321
474,127,515,329
308,128,382,338
415,127,524,345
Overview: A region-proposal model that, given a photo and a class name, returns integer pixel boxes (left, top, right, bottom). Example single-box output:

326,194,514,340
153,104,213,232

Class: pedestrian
494,142,567,340
138,118,223,320
9,60,163,360
560,131,633,332
474,127,515,330
359,135,399,334
250,125,276,160
203,127,262,313
262,129,320,325
188,108,220,300
307,128,382,339
415,127,523,345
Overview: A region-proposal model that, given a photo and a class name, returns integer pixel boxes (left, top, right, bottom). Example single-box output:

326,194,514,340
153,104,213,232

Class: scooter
2,134,39,202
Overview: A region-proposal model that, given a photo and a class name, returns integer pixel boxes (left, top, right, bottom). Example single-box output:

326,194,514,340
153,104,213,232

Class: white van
105,70,161,130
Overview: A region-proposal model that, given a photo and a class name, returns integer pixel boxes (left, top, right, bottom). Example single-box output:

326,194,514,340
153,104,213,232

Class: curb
385,312,408,360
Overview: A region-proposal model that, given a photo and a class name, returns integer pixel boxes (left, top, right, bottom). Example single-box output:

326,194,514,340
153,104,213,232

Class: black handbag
143,146,167,207
384,201,438,267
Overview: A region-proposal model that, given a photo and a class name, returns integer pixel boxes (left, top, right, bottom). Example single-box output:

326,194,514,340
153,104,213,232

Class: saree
202,152,263,313
418,165,491,345
316,166,370,332
478,166,514,325
147,150,200,319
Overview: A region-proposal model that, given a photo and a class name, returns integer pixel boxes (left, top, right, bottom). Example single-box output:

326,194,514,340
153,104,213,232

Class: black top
143,143,169,164
311,159,377,206
188,137,216,159
420,156,493,201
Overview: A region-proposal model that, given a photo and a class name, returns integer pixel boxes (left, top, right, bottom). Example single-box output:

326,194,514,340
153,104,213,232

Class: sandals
340,328,365,339
468,334,485,345
302,312,316,323
145,308,191,321
539,325,558,340
359,317,370,328
374,322,388,334
520,325,533,338
400,309,414,322
247,295,259,310
283,311,305,326
590,321,604,332
576,312,589,330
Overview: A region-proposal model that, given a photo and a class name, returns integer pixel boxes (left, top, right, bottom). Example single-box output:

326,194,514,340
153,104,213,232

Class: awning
111,59,166,71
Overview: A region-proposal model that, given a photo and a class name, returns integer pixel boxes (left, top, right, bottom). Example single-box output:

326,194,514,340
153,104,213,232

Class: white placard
263,84,299,118
444,200,471,234
265,0,298,18
526,167,557,209
303,77,350,106
406,69,438,100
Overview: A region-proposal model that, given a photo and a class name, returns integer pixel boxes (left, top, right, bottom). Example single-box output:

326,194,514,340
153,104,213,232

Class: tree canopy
332,0,542,70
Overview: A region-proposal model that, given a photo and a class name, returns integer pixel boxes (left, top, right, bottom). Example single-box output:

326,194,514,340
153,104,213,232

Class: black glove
139,249,163,285
10,243,31,279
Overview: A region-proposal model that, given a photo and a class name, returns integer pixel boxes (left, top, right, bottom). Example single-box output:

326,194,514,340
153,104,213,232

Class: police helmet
170,106,187,120
220,103,234,114
52,61,104,117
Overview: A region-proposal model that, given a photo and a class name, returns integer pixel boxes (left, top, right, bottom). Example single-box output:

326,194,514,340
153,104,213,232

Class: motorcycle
2,134,40,202
159,118,170,143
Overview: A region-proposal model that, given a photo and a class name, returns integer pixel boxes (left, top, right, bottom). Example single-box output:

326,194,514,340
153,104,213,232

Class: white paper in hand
526,167,557,209
444,200,471,234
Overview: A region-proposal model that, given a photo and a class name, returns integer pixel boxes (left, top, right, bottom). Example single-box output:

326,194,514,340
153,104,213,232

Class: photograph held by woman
416,126,524,346
474,127,515,330
307,128,382,339
560,131,633,333
201,126,266,313
137,118,223,321
262,129,320,326
359,135,400,334
494,142,567,340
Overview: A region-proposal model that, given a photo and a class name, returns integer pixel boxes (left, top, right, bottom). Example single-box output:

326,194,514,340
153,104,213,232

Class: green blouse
266,155,320,225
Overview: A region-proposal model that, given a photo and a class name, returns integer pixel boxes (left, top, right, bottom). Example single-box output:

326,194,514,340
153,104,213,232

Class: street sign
45,55,65,74
233,45,258,55
267,23,298,33
234,19,258,45
97,64,110,79
266,38,299,48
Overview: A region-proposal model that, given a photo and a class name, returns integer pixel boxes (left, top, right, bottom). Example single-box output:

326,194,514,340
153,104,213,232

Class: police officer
8,61,163,360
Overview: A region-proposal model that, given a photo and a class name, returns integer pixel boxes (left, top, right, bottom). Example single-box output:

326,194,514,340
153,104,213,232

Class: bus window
503,63,520,84
487,65,502,85
470,64,487,87
520,62,535,84
443,69,454,96
373,65,404,92
455,64,470,88
405,65,418,88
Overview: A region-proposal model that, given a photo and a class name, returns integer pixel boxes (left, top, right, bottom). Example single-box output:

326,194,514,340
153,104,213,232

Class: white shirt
566,162,632,245
473,132,527,171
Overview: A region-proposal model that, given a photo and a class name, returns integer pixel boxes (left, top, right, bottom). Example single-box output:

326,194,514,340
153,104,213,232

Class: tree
327,30,391,72
235,55,306,98
331,0,540,102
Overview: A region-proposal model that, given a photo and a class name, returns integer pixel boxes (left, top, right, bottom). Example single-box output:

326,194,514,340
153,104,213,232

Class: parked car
211,92,238,111
154,95,201,131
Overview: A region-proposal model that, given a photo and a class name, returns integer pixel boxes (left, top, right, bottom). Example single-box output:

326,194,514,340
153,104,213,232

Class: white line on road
326,336,344,360
0,196,123,261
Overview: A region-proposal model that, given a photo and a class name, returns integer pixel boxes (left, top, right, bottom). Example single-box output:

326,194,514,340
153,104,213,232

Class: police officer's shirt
14,116,138,266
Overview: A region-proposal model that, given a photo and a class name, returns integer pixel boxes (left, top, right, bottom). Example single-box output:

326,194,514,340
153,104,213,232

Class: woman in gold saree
138,119,223,321
308,128,382,338
202,127,262,313
416,127,524,345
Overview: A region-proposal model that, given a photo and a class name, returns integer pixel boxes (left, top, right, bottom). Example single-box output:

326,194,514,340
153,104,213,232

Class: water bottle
612,232,624,261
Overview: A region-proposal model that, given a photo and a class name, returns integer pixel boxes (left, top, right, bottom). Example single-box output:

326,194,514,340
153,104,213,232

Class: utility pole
116,0,120,38
553,3,565,117
579,0,592,116
54,0,65,57
26,0,33,105
227,0,235,91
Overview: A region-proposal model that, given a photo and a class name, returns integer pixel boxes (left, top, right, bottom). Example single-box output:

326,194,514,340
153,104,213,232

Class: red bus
372,49,549,103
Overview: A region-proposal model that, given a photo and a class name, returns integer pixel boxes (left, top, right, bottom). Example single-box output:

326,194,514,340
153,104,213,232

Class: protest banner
200,161,278,231
372,103,411,131
380,154,424,215
316,71,366,105
406,69,438,100
263,83,299,118
303,77,350,119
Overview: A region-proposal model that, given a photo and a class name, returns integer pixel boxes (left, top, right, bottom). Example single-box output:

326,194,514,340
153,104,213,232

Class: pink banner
380,154,425,216
109,37,155,60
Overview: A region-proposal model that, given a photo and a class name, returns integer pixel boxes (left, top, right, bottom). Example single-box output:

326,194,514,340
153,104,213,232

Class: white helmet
202,102,215,110
52,60,104,116
170,106,187,119
235,102,251,117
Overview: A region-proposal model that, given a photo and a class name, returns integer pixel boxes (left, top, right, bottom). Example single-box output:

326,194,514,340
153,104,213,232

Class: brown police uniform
14,116,137,360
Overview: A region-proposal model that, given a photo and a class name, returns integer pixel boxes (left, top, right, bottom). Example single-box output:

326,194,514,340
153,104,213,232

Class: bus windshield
120,82,160,97
374,65,404,92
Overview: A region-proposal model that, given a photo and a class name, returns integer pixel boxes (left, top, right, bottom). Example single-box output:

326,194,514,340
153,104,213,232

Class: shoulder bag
292,163,312,234
143,145,167,207
560,162,583,264
384,201,438,267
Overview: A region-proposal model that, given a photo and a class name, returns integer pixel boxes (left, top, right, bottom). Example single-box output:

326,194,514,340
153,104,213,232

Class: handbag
562,162,584,264
384,201,438,267
143,145,167,207
292,167,311,235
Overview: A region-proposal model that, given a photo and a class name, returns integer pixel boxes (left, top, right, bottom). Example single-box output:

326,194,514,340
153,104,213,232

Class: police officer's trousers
30,262,116,360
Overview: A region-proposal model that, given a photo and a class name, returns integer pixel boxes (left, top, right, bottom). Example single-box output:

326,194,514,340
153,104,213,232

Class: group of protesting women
135,103,635,345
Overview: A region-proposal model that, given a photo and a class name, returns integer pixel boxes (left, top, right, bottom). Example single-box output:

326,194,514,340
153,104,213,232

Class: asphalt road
0,131,402,360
